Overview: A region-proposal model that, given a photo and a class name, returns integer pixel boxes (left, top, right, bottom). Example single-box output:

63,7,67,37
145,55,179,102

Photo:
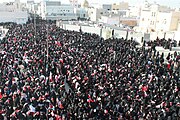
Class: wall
129,5,141,17
169,11,180,31
175,24,180,42
88,8,108,22
81,26,100,35
0,27,9,40
58,23,114,39
139,10,151,32
129,32,143,43
102,28,112,39
63,24,80,32
0,11,28,24
156,12,172,32
57,22,180,43
100,16,119,25
113,29,126,39
88,8,97,21
139,6,175,33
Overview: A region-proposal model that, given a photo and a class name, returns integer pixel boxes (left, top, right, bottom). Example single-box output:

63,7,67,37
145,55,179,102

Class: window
164,19,167,24
150,21,154,25
152,12,156,17
142,18,144,21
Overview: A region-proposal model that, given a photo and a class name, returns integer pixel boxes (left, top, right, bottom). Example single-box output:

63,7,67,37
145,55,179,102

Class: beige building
177,21,180,31
169,11,180,31
111,2,129,10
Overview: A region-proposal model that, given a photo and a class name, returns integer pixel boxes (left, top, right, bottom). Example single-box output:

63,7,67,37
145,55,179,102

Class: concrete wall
59,23,114,39
81,26,100,35
149,31,174,41
63,24,80,32
114,29,126,39
57,23,180,43
0,27,9,40
129,32,143,43
156,12,172,32
0,11,28,24
174,31,180,42
102,28,112,39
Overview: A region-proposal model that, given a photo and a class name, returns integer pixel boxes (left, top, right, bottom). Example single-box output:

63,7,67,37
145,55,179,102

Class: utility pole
34,9,36,45
45,24,49,85
46,24,49,61
126,29,129,40
118,11,120,27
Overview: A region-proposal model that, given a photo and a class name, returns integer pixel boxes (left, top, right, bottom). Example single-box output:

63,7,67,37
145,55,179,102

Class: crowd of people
0,22,179,119
146,37,180,50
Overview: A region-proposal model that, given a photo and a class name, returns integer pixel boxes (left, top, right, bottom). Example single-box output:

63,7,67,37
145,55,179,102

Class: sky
0,0,180,8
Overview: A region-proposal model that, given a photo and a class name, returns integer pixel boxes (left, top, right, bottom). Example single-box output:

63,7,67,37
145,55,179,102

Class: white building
26,0,34,13
88,7,109,22
74,8,88,20
26,0,39,14
0,0,28,24
138,2,180,33
38,1,77,21
129,5,141,18
73,0,89,20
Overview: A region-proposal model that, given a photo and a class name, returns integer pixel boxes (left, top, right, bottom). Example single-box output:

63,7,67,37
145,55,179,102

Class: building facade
102,4,112,11
38,1,77,21
139,3,180,33
111,2,129,11
0,0,28,24
88,7,109,22
74,8,88,20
